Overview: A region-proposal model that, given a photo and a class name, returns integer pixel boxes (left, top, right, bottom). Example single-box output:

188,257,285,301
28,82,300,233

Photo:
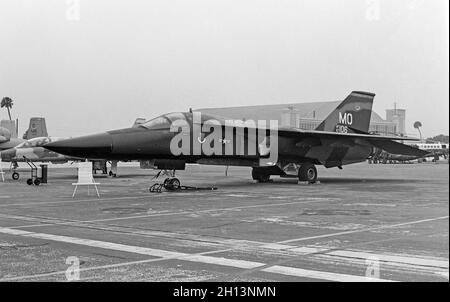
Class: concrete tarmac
0,162,448,282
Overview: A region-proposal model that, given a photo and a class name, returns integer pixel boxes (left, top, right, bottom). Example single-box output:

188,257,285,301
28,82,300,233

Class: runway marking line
262,266,393,282
328,250,449,269
0,226,397,282
277,216,450,244
2,210,448,272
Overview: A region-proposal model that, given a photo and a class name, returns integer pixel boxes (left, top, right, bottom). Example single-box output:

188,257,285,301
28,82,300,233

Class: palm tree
1,97,13,120
413,121,423,142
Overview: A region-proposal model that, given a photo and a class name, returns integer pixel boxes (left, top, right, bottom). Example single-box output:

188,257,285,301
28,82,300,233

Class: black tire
168,178,181,191
163,178,171,186
251,169,271,183
34,178,41,186
298,163,318,183
12,172,20,180
26,179,33,186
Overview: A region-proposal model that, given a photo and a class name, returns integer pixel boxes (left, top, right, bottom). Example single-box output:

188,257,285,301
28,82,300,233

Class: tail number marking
336,112,353,133
338,112,353,125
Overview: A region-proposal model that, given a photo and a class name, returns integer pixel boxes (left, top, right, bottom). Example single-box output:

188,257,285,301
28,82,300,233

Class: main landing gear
252,168,272,183
297,162,318,184
252,162,318,184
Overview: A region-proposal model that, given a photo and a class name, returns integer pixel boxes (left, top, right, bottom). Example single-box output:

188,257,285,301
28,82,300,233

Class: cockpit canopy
140,112,228,130
140,112,187,130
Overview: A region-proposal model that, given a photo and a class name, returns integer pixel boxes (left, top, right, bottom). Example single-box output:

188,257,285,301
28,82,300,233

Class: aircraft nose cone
44,133,113,159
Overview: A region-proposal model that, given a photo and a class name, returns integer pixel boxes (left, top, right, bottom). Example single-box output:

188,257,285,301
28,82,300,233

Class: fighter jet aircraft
44,91,428,188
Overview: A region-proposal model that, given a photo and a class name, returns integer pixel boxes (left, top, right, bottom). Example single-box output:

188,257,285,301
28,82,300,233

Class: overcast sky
0,0,448,138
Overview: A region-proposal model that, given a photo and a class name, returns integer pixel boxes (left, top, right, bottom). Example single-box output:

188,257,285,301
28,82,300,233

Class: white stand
0,154,5,182
72,162,100,198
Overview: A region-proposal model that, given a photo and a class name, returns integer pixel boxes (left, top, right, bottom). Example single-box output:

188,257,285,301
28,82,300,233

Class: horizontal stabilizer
369,140,429,157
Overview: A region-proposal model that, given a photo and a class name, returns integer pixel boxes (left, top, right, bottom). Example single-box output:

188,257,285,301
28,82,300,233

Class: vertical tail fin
23,117,48,139
315,91,375,134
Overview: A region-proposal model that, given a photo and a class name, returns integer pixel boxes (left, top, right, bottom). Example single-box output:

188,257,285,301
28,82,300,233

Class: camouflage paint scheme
0,117,49,152
0,137,76,163
44,92,428,182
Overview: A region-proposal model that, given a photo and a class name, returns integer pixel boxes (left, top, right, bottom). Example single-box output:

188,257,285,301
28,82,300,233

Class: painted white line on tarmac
328,250,449,269
290,246,329,254
0,226,396,282
260,243,296,250
278,216,450,244
262,266,395,282
182,255,263,269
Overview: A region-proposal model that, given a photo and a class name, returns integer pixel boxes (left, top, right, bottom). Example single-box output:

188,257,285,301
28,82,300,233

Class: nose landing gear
150,170,182,193
12,171,20,180
149,170,216,193
163,177,181,191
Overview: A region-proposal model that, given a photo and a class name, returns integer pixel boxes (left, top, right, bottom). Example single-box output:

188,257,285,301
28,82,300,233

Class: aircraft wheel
163,178,171,186
165,178,181,191
34,178,41,186
12,172,20,180
170,178,181,191
26,178,33,186
251,169,271,183
298,163,317,183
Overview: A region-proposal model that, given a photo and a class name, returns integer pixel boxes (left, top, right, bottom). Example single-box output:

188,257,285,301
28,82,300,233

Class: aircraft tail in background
23,117,48,139
315,91,375,134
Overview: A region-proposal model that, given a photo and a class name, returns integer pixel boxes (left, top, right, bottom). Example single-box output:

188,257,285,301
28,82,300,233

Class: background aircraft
0,136,80,180
369,142,449,164
410,142,449,161
1,118,149,180
0,117,48,151
44,91,428,188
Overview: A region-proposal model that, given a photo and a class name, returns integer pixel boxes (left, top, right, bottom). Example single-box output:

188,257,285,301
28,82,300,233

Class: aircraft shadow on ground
2,170,422,186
